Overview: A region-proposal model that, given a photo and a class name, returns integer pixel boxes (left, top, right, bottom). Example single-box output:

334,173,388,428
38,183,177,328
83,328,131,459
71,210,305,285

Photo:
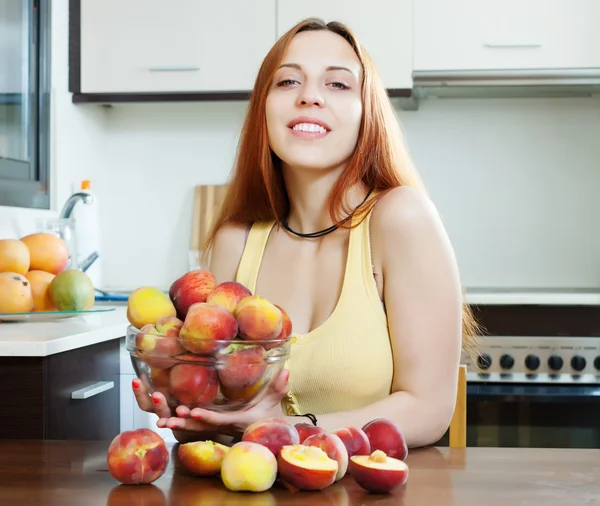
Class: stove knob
525,354,540,371
594,356,600,370
477,354,492,370
499,354,514,369
571,355,587,372
548,355,563,371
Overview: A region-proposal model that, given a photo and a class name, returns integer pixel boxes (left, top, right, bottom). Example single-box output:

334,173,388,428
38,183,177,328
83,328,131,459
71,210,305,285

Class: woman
133,17,479,449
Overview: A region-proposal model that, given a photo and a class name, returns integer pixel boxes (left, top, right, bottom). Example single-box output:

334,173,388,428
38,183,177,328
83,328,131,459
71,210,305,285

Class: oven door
465,383,600,448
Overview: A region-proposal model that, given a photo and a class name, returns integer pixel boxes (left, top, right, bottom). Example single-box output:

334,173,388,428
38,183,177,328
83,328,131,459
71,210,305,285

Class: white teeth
292,123,328,134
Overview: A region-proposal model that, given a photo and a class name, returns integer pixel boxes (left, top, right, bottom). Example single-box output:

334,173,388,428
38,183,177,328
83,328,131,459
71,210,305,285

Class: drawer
45,339,120,441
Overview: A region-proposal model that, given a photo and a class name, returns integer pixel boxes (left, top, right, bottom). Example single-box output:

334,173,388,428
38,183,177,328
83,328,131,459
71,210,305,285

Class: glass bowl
125,324,291,412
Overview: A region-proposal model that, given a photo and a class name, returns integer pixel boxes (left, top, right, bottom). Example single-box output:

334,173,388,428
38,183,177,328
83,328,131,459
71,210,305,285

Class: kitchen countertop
465,288,600,306
0,305,129,357
0,440,597,506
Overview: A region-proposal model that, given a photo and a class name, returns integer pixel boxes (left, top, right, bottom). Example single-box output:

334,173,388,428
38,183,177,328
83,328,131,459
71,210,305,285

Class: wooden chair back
449,364,467,447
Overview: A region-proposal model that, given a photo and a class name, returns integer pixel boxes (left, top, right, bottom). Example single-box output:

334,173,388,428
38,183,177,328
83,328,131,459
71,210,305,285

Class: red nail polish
152,396,161,405
132,379,141,389
284,369,290,382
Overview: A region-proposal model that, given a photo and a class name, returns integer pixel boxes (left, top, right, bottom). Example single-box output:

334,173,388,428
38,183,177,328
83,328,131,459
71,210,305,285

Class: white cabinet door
80,0,276,93
276,1,413,89
415,0,600,71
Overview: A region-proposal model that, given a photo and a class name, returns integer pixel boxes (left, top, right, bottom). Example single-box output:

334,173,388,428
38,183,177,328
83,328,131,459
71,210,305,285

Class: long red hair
204,18,481,358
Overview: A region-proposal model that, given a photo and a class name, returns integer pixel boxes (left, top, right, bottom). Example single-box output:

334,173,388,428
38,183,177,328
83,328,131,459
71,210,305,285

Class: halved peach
349,449,409,494
277,444,338,491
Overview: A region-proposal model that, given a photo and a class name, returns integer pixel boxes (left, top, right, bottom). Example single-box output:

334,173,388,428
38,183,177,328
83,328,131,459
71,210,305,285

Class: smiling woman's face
265,30,363,173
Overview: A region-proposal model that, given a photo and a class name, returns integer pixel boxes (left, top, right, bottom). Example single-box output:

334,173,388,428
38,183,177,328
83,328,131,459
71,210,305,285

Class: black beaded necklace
281,189,373,239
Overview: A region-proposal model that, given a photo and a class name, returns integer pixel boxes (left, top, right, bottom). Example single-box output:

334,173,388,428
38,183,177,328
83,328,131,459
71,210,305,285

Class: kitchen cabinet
276,0,413,91
0,339,120,441
72,0,276,96
414,0,600,71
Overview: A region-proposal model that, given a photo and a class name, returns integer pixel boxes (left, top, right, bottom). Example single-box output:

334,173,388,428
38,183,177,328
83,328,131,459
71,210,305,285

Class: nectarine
277,444,338,491
169,364,219,406
127,287,177,329
217,344,267,391
136,324,185,370
234,295,283,342
220,441,278,492
362,418,408,461
106,428,169,485
332,426,371,458
303,432,348,481
169,269,217,319
349,449,409,493
177,440,229,476
295,423,326,443
241,418,300,456
179,302,238,355
207,281,252,312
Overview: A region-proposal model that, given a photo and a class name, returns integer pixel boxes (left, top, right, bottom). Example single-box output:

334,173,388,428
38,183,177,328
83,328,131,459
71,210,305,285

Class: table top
1,440,598,506
0,306,127,356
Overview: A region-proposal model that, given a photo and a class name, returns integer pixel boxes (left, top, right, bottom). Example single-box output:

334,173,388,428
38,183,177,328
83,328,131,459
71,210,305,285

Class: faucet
58,192,99,272
59,192,94,219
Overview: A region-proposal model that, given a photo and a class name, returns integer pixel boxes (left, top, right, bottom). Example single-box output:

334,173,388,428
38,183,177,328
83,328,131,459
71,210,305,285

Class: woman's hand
132,378,173,420
156,369,290,438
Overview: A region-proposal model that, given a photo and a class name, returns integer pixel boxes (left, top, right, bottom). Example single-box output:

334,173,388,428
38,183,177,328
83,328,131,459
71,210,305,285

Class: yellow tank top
235,209,394,416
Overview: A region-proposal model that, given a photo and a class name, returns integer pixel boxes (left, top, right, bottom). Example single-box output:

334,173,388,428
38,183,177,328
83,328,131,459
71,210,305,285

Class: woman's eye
277,79,299,87
329,82,350,90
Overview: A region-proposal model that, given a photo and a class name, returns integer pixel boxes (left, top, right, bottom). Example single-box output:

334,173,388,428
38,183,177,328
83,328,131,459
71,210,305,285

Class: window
0,0,50,209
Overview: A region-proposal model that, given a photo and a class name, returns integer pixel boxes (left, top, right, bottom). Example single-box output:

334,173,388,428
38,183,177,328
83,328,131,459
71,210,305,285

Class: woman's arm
289,187,464,447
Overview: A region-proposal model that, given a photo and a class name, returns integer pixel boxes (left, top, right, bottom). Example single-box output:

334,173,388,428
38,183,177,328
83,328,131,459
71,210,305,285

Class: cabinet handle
148,66,200,72
483,43,542,49
71,381,114,400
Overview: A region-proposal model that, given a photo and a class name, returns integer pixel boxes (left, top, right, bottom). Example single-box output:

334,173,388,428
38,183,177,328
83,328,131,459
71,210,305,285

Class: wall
88,96,600,293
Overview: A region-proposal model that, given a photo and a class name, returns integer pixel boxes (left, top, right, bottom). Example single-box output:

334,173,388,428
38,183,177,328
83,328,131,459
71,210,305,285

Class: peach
0,238,30,275
362,418,408,461
220,375,267,402
25,270,57,312
169,269,217,319
263,304,293,350
106,428,169,485
217,344,267,391
234,295,283,342
169,364,219,406
220,441,278,492
136,324,185,369
295,423,326,443
149,367,171,398
349,449,409,494
20,232,69,275
0,272,34,313
277,444,338,491
206,281,252,313
155,315,184,336
241,418,300,456
331,426,371,458
177,440,229,476
179,302,238,355
303,432,348,481
127,287,177,329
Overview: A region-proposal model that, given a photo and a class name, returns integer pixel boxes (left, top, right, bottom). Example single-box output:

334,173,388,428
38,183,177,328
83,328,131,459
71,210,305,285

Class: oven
463,334,600,448
438,303,600,449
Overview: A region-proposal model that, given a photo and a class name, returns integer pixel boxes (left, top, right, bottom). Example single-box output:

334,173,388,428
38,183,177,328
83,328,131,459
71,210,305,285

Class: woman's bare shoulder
209,221,250,283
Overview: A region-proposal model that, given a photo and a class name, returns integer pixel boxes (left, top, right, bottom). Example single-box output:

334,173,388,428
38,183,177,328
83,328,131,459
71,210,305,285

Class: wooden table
1,440,599,505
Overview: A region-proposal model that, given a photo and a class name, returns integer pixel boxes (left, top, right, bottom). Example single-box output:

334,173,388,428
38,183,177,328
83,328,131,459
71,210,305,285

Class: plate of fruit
125,269,294,412
0,235,111,322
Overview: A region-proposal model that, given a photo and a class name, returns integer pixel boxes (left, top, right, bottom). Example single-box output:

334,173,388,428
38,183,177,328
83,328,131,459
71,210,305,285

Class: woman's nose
295,84,324,108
